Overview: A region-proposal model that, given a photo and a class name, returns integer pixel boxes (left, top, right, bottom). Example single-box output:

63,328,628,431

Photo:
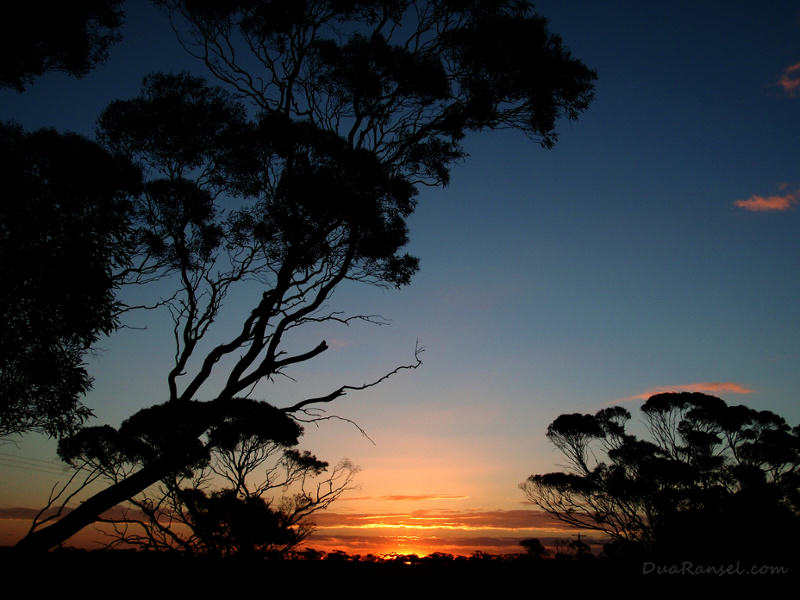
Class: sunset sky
1,1,799,556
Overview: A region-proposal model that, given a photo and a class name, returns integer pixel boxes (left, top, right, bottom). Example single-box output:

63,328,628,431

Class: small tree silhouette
519,538,549,559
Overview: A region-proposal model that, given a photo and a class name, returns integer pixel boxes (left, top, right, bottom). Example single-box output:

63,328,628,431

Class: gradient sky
1,0,799,555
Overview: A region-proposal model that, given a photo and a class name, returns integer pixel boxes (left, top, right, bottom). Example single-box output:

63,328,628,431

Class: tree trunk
15,463,165,551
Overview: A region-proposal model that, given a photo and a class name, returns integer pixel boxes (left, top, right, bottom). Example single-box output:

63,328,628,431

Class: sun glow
384,551,430,562
387,536,430,559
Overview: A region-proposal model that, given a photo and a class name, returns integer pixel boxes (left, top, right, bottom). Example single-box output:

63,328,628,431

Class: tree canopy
0,123,141,439
16,0,595,551
0,1,125,91
159,0,595,167
521,393,800,561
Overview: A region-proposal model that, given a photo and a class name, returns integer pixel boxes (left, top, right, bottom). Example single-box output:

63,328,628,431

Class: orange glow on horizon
1,509,596,559
303,509,585,557
342,494,469,502
314,521,549,531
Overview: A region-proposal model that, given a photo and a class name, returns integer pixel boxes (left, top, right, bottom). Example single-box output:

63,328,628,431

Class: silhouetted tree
19,0,595,550
521,393,800,561
0,123,141,439
424,552,455,562
549,537,593,560
519,537,548,559
0,1,125,91
73,402,358,556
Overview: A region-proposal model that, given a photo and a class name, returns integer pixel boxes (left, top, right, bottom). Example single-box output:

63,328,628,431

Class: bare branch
283,340,424,414
28,464,103,535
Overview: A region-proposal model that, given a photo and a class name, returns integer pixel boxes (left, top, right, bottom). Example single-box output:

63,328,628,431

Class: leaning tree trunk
15,463,166,551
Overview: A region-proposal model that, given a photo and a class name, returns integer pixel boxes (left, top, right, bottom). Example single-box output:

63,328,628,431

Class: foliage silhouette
521,392,800,561
0,1,125,91
18,0,595,551
519,537,548,559
74,401,358,556
0,123,141,439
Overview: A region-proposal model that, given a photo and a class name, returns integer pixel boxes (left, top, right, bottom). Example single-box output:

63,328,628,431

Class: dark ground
2,548,796,594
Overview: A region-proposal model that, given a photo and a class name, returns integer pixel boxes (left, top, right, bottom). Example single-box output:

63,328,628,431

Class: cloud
303,509,606,556
734,191,798,212
616,382,754,404
0,507,43,520
0,506,590,556
310,508,563,532
305,532,607,557
778,62,800,96
343,494,468,502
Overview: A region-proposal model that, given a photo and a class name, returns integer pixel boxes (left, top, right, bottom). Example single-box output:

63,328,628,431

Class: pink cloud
734,191,798,212
616,382,754,404
778,62,800,95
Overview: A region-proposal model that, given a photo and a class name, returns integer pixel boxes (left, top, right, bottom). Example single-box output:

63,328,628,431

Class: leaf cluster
161,0,596,185
57,398,301,476
99,72,419,287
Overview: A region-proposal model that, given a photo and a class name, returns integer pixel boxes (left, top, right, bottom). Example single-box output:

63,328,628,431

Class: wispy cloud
616,382,754,404
311,509,564,532
778,62,800,96
306,532,606,556
0,507,595,555
343,494,468,502
734,190,798,212
0,505,149,521
0,507,43,520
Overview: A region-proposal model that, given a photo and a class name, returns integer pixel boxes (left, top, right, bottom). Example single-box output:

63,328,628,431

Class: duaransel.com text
642,561,790,576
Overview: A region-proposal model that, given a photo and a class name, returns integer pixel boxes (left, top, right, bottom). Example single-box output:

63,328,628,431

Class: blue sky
1,1,798,554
